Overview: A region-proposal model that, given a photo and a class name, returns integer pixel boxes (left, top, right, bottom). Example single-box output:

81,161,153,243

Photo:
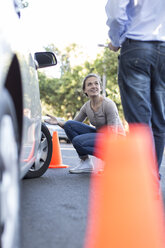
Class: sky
21,0,109,64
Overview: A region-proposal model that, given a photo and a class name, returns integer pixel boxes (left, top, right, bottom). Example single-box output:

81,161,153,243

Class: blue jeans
63,120,97,157
118,39,165,169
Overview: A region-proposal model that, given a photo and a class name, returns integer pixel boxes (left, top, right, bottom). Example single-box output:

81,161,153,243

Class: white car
0,1,57,247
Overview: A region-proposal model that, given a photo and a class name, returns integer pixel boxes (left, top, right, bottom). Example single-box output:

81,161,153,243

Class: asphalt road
20,143,165,248
20,143,91,248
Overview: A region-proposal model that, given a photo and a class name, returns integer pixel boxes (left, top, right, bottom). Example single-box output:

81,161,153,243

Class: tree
96,48,124,117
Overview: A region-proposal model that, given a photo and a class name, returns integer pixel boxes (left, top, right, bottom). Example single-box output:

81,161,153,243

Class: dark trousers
118,38,165,169
63,120,97,157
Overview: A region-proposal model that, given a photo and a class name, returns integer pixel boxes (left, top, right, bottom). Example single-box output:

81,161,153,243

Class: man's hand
108,42,120,52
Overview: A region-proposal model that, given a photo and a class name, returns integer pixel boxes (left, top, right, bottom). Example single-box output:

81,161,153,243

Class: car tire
24,123,52,179
0,89,20,248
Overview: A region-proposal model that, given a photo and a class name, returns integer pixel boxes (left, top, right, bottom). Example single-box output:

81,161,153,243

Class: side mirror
34,52,57,69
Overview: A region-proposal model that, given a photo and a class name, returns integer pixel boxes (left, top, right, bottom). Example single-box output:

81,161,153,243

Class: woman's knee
72,136,80,147
63,120,73,131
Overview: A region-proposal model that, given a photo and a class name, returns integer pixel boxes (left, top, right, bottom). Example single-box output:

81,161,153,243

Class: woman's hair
82,73,101,96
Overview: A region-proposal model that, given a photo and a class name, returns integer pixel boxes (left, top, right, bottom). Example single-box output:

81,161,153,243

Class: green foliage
39,43,124,120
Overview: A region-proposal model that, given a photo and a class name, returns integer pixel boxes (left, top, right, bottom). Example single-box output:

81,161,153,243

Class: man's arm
105,0,130,48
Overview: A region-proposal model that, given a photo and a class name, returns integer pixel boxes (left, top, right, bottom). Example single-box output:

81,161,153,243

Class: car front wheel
0,90,20,248
24,123,52,179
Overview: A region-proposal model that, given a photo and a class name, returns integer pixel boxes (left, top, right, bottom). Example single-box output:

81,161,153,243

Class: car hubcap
30,131,48,171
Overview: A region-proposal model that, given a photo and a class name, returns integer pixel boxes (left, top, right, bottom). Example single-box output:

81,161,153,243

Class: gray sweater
74,97,124,131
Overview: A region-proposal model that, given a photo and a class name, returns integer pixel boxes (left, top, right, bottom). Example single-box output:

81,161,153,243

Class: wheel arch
4,54,23,153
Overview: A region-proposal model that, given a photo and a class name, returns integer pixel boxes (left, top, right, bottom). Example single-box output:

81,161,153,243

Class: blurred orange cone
49,131,69,169
85,124,165,248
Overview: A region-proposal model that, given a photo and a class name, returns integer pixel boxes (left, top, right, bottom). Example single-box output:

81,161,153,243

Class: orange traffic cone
85,124,165,248
49,131,69,168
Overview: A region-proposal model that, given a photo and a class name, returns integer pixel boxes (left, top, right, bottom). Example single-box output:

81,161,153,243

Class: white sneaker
69,158,94,174
92,157,104,173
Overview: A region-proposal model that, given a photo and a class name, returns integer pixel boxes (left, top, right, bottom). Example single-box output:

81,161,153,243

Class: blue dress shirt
105,0,165,47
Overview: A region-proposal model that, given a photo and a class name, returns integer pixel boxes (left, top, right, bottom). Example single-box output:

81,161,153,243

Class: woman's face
84,76,101,97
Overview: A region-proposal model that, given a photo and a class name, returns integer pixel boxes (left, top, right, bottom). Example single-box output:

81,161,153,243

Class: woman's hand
45,114,66,128
44,114,58,125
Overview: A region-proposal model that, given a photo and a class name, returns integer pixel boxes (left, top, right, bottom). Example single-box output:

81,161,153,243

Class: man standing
105,0,165,170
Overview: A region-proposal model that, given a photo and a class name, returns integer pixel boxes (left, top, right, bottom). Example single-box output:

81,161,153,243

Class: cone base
49,164,69,169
